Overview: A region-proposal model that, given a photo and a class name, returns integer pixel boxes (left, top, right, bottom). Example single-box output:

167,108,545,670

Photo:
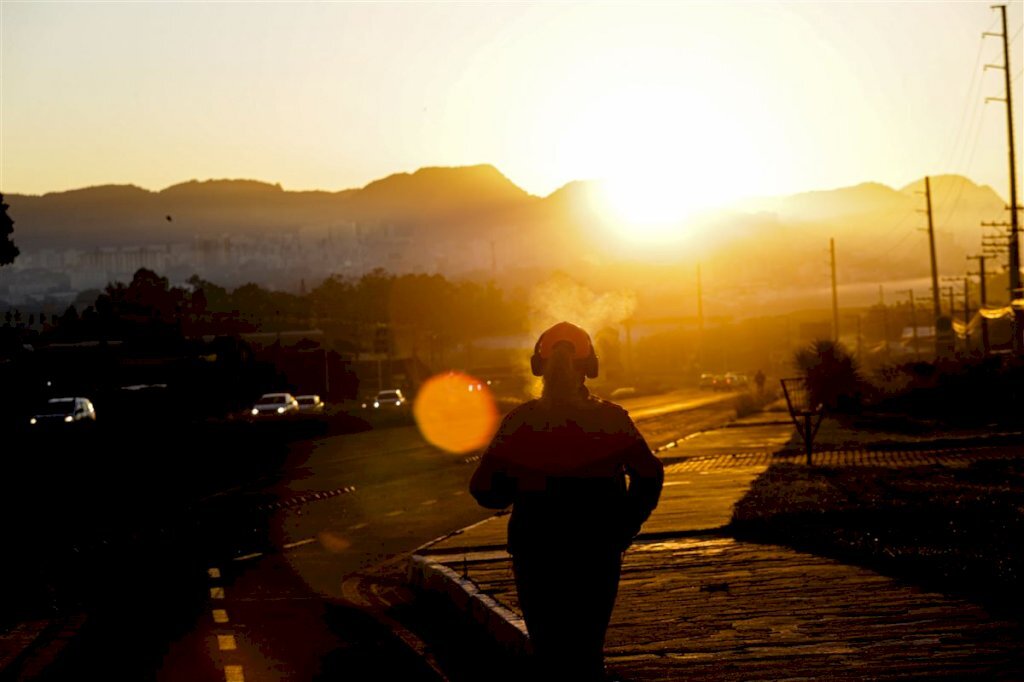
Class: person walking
470,321,664,681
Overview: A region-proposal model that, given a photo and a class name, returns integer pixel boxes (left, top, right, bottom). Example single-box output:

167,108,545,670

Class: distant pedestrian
471,322,664,682
754,369,766,395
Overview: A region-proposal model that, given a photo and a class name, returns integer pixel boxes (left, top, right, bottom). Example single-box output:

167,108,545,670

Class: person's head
531,322,598,404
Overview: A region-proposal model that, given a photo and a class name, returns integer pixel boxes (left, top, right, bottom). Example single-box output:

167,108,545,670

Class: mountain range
3,165,1014,294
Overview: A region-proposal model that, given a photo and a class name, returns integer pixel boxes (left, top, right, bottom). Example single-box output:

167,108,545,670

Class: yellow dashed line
212,609,229,624
384,510,405,517
217,634,237,651
421,499,438,506
224,664,245,682
210,587,225,599
347,522,369,531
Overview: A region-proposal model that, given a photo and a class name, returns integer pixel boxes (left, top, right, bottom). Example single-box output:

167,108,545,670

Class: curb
407,554,530,658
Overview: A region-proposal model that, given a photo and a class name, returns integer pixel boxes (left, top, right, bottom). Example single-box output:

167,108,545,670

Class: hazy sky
2,1,1022,210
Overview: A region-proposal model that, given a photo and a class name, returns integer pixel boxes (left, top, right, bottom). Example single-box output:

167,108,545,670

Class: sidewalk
409,415,1024,680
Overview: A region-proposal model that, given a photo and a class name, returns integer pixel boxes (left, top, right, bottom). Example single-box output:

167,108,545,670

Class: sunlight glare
414,372,499,454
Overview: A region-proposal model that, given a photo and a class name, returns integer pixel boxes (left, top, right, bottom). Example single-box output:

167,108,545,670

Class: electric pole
984,4,1022,352
830,238,839,342
964,276,971,353
696,264,704,370
908,289,920,360
920,176,942,324
968,254,990,354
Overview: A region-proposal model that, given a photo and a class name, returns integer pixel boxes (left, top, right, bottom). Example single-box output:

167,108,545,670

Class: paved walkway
409,415,1024,680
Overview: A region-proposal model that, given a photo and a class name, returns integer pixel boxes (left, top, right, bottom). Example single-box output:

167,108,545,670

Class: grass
729,458,1024,620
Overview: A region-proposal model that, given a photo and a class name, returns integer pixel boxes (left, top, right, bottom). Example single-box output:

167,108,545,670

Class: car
724,372,749,389
699,373,716,390
250,392,299,418
30,397,96,426
295,394,325,414
363,389,407,409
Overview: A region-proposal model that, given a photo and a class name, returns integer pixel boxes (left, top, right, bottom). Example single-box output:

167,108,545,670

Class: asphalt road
4,388,740,681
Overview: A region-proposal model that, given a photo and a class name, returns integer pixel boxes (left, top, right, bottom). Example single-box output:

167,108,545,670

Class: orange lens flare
413,372,499,454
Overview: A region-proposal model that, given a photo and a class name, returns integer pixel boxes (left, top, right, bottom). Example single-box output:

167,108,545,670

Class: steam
524,273,637,392
529,274,637,335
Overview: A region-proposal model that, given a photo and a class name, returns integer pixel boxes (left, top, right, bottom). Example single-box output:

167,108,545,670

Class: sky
2,1,1022,214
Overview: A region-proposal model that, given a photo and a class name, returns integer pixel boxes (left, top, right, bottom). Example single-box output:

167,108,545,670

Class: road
4,388,740,681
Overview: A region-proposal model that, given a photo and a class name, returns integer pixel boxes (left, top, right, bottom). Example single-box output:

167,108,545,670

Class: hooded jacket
470,389,664,555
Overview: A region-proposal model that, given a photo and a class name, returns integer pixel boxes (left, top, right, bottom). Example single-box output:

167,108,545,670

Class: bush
794,339,863,412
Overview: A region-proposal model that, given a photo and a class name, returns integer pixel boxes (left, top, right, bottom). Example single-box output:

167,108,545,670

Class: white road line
347,522,369,531
210,587,225,599
384,510,405,517
282,537,317,550
233,552,263,562
217,634,237,651
212,609,229,624
207,567,221,579
420,499,438,506
224,665,245,682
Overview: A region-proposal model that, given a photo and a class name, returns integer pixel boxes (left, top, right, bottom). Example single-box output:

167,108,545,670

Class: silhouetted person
754,369,766,395
471,322,664,681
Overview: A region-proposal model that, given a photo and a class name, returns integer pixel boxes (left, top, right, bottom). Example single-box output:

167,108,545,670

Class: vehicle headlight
29,417,37,425
373,401,380,408
64,416,74,423
251,408,259,416
277,406,285,414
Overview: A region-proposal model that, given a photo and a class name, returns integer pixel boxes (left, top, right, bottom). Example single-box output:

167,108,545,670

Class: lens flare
414,372,499,454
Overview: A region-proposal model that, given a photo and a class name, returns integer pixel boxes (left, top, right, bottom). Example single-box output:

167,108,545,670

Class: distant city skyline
2,2,1022,216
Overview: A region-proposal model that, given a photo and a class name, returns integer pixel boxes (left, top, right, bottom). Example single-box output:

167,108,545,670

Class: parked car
363,389,407,409
250,393,299,418
30,397,96,426
295,394,325,414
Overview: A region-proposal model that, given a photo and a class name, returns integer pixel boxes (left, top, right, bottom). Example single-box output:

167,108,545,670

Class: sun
551,82,754,245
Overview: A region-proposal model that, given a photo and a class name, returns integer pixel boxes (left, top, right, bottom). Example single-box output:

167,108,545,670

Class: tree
0,193,18,266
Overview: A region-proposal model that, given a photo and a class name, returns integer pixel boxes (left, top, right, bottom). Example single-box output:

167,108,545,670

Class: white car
295,394,325,414
30,397,96,426
363,389,407,409
250,393,299,418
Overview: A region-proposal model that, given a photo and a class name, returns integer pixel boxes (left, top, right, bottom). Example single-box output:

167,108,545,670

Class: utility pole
830,238,839,342
968,254,990,354
696,264,704,371
984,4,1022,352
879,285,891,360
908,289,920,360
920,176,942,326
963,276,971,353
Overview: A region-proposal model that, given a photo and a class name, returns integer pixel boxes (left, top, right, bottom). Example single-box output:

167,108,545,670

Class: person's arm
469,411,520,509
620,415,664,536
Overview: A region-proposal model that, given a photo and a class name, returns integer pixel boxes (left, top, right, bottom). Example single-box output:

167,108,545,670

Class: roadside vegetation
730,459,1023,619
734,340,1024,619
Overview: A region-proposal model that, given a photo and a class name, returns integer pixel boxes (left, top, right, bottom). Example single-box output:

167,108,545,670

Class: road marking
208,567,221,579
224,665,245,682
452,491,465,496
217,634,237,651
282,537,317,550
210,587,225,599
234,552,263,562
212,609,229,624
384,510,405,517
347,522,369,531
421,499,438,506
